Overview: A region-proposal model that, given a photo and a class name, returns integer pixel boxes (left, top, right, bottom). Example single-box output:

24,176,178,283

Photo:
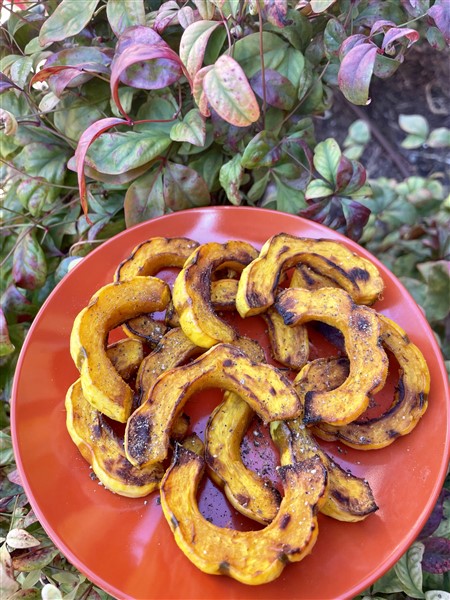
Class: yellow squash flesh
275,287,388,425
307,315,430,449
205,391,281,524
270,419,378,522
160,438,327,585
125,343,301,467
114,236,199,281
70,276,171,422
172,241,259,348
236,233,384,317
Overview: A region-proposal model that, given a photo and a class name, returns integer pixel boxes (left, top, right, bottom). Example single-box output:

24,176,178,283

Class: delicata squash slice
125,343,301,467
160,436,327,585
236,233,384,318
205,391,281,525
66,339,165,497
172,240,259,348
275,287,388,425
114,236,199,281
299,315,430,450
270,419,378,522
114,237,198,342
70,276,171,422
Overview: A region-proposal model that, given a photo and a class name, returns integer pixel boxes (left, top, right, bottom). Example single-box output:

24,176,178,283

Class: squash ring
236,233,384,317
270,419,378,522
205,391,281,525
125,343,301,467
172,240,259,348
275,287,388,425
300,315,430,449
70,276,171,422
160,437,327,585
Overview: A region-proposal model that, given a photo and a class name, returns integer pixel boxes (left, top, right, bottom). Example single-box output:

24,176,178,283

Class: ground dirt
314,45,450,185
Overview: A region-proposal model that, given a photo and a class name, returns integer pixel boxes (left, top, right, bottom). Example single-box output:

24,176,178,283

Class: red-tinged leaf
7,469,22,486
30,64,109,97
250,69,296,110
0,72,21,93
11,545,59,572
342,199,371,241
422,537,450,574
163,162,210,210
370,19,396,36
180,20,223,79
0,308,14,357
203,55,260,127
153,1,181,34
381,27,420,52
74,117,130,215
12,233,47,290
338,43,378,105
1,284,34,321
111,44,183,118
335,153,354,191
419,489,450,539
193,65,213,117
263,0,288,27
338,34,368,59
39,0,100,46
0,546,19,596
6,529,40,550
343,160,367,193
428,0,450,44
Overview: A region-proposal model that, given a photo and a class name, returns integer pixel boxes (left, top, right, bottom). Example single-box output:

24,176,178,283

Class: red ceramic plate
11,207,450,600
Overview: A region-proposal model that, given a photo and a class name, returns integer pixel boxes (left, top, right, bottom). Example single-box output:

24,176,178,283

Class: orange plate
11,207,450,600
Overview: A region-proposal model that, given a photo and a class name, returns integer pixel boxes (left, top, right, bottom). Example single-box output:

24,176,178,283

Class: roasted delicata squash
70,276,171,422
115,236,199,281
66,339,163,497
270,419,378,522
136,327,202,402
262,306,309,369
205,391,281,525
125,343,301,467
160,436,327,585
236,233,384,317
302,315,430,449
66,381,165,497
121,314,168,346
172,240,259,348
275,287,388,425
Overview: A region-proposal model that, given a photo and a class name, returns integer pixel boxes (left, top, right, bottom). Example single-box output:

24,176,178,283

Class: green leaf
0,309,15,357
189,146,223,191
310,0,336,12
425,592,450,600
247,172,270,203
203,55,260,127
399,114,430,138
170,109,206,146
305,178,334,199
241,131,281,169
427,127,450,148
401,134,426,149
313,138,341,185
54,93,108,142
41,584,63,600
345,119,371,145
324,18,346,58
233,32,288,78
124,167,165,227
14,143,69,184
87,131,171,175
106,0,145,36
9,56,33,89
39,0,100,46
219,154,244,205
266,175,307,214
163,162,210,210
135,95,179,135
179,20,223,79
418,261,450,321
394,542,425,599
